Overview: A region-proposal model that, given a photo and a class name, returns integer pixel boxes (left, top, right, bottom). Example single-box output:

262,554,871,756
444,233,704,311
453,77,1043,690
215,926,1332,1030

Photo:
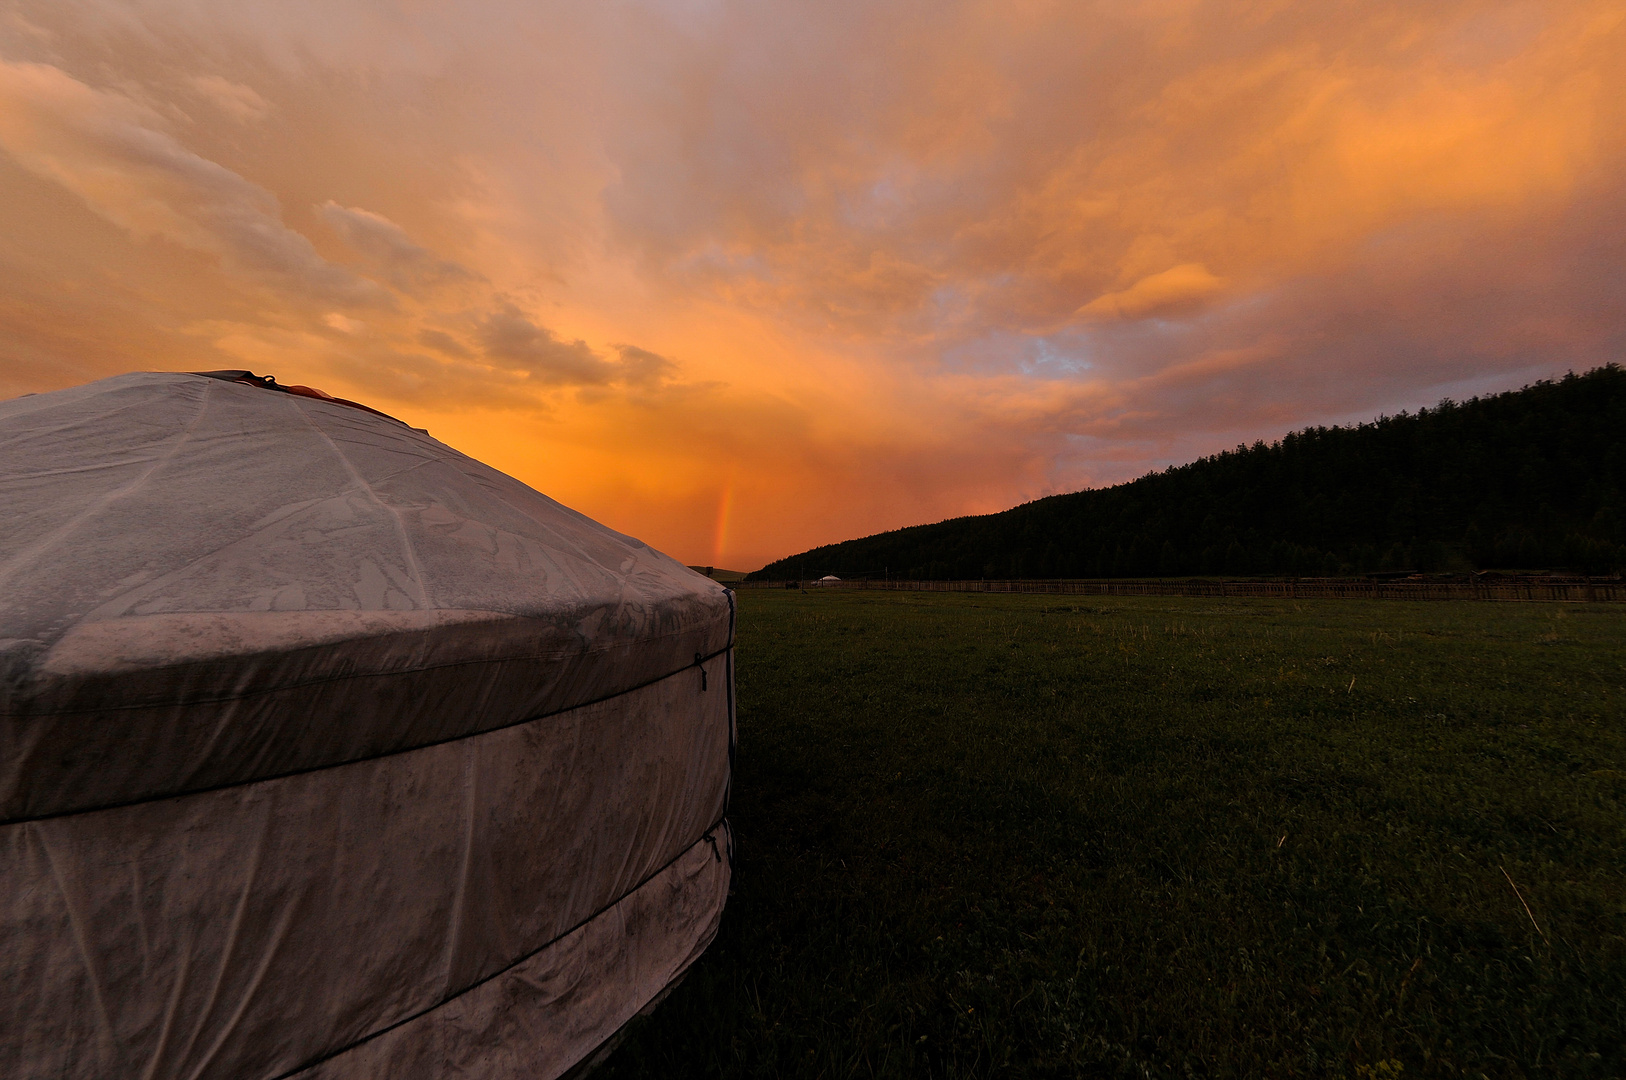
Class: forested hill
749,365,1626,580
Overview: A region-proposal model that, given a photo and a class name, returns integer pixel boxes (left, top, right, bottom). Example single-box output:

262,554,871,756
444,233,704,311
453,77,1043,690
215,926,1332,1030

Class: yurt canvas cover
0,372,734,1079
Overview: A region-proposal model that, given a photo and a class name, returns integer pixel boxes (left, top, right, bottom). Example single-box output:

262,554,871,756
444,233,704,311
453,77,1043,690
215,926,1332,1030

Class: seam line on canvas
272,817,731,1080
5,643,731,826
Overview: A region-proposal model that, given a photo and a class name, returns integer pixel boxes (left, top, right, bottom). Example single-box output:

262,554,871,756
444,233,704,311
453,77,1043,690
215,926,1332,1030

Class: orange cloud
1078,264,1227,321
1,0,1623,570
0,59,385,305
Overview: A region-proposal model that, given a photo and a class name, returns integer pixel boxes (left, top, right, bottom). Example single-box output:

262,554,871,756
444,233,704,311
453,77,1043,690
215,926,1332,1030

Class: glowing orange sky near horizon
2,0,1624,570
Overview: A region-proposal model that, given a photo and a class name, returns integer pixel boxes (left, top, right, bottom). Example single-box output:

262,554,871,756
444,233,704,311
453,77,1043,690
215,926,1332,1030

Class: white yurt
0,371,734,1079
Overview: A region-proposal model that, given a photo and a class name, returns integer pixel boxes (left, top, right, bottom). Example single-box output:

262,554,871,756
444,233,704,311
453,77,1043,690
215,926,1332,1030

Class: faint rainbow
711,469,735,568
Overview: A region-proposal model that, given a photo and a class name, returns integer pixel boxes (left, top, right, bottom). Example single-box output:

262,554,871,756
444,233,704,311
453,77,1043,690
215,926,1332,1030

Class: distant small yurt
818,575,841,585
0,372,734,1079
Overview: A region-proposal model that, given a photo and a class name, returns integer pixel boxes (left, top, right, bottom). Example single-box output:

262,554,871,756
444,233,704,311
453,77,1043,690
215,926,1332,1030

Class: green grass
602,592,1626,1078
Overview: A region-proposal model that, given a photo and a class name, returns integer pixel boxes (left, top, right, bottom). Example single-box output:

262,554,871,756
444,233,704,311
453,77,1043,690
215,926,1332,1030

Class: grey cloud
475,304,688,391
187,74,272,124
479,303,618,385
418,328,473,357
614,344,677,387
318,201,477,289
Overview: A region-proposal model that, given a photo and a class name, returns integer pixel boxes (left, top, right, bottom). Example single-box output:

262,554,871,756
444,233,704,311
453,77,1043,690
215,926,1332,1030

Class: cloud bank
1,0,1623,568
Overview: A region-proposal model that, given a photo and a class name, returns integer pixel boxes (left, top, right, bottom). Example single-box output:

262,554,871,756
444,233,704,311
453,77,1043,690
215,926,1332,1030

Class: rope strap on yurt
721,588,738,829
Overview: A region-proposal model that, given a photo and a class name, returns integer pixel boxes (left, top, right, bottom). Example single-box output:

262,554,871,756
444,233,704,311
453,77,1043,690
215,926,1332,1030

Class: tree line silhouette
750,365,1626,581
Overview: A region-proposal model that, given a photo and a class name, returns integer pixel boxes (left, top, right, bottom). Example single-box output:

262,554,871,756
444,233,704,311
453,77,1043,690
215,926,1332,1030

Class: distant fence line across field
738,577,1626,603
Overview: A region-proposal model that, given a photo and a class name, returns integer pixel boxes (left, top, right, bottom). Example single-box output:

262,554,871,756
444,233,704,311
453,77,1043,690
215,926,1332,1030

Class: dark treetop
750,365,1626,580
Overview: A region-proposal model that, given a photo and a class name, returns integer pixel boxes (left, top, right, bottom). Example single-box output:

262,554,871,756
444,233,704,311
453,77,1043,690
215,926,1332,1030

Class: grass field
602,591,1626,1078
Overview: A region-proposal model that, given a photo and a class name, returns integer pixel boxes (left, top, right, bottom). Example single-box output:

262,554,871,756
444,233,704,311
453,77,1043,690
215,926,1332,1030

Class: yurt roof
0,371,730,821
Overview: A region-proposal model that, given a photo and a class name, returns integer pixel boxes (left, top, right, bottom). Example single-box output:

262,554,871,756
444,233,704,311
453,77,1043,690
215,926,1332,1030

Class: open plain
604,590,1625,1078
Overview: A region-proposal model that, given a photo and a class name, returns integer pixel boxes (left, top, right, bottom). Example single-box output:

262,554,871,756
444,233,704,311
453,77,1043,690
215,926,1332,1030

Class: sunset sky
2,0,1623,570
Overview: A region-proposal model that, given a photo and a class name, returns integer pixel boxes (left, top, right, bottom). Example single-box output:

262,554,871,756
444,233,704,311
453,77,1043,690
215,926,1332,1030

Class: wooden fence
737,577,1626,602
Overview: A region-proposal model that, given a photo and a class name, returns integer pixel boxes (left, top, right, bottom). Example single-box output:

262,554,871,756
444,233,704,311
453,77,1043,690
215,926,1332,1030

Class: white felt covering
0,372,734,1078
